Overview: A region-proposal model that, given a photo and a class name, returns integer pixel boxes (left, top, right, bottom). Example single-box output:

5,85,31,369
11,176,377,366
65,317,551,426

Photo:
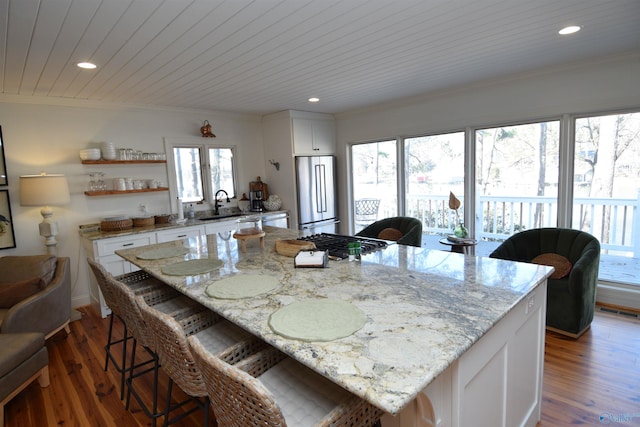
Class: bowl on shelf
79,148,101,161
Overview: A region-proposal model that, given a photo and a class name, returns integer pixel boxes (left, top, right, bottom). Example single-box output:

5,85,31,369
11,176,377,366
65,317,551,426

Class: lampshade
20,173,70,206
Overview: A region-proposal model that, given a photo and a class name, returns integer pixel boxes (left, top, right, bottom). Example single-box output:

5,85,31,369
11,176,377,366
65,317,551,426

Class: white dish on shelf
79,148,101,160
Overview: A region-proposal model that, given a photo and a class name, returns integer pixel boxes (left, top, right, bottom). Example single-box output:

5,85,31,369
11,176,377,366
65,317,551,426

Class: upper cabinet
292,117,336,154
263,110,336,156
262,110,336,230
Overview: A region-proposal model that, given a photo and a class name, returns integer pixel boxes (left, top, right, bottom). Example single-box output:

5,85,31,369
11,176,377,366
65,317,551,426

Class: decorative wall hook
269,159,280,171
200,120,216,137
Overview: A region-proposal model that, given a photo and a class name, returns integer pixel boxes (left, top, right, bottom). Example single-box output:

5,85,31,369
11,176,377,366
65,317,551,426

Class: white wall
0,96,263,308
334,52,640,232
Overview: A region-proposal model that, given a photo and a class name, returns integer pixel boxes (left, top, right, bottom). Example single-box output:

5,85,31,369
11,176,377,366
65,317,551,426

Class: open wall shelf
81,160,166,164
84,187,169,196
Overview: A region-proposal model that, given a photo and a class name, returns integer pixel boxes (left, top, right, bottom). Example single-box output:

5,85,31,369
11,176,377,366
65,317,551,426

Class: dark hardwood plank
4,304,639,426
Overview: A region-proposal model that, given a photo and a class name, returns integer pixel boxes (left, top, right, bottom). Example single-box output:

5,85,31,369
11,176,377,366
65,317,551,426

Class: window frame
164,137,238,213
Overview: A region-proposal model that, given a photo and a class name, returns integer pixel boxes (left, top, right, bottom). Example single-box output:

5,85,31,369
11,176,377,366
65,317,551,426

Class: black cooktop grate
297,233,389,260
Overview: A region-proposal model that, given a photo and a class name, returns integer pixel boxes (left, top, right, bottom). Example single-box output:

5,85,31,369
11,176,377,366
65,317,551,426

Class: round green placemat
269,299,366,342
161,259,224,276
205,274,280,299
137,246,190,260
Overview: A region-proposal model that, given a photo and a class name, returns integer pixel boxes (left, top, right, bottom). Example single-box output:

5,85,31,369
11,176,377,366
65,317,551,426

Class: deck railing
399,192,640,256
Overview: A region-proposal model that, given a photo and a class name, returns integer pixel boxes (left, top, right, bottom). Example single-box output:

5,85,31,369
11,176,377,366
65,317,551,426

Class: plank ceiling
1,0,639,115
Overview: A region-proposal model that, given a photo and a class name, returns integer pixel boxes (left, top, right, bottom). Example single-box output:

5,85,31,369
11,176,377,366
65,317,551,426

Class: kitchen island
116,227,552,427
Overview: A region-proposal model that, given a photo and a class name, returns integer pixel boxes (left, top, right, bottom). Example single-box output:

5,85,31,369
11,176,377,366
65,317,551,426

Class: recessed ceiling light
77,62,97,69
559,26,581,35
308,97,320,103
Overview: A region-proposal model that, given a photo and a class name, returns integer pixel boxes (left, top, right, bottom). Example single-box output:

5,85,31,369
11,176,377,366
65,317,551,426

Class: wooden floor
4,304,640,426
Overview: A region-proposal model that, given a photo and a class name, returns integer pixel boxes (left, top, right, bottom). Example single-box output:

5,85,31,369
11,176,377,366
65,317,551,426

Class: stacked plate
101,142,117,160
79,148,101,161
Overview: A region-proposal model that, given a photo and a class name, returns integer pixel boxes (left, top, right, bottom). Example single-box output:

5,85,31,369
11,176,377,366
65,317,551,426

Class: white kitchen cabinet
204,218,237,237
382,282,547,427
156,224,204,243
292,117,336,154
262,212,289,228
262,110,336,229
83,233,157,317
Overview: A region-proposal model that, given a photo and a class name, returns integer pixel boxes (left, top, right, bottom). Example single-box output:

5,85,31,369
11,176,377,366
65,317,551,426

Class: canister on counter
348,241,361,261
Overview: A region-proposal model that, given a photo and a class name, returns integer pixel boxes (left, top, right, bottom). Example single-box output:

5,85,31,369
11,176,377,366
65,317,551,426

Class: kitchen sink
198,213,245,221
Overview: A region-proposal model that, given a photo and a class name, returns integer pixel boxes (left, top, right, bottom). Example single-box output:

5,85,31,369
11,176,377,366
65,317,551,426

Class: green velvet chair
355,216,423,247
489,228,600,338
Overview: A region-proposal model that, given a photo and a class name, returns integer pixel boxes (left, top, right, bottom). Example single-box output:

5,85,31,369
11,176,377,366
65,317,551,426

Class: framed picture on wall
0,190,16,250
0,126,6,186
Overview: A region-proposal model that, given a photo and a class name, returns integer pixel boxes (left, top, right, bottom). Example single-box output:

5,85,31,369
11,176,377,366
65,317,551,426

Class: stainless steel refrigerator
295,155,339,235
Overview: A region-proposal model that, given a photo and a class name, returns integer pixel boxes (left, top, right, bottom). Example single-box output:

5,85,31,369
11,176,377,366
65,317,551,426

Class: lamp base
39,206,59,255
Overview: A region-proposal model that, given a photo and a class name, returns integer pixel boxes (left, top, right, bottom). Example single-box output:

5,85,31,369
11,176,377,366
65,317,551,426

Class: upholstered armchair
0,255,71,339
489,228,600,338
356,216,423,247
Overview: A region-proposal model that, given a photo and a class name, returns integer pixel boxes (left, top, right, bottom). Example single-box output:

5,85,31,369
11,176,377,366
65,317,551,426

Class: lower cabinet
156,225,204,243
381,282,547,427
204,219,237,236
83,233,157,317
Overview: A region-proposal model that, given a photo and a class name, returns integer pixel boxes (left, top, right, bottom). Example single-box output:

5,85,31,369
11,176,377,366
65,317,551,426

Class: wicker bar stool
105,274,207,427
136,295,267,427
188,335,385,427
87,259,180,400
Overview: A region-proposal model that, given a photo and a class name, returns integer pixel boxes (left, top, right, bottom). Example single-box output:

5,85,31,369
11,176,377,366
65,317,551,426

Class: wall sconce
19,172,70,254
200,120,216,137
269,160,280,171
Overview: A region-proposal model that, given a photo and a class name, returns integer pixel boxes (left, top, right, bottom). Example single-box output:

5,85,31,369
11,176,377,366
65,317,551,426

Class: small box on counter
294,250,329,268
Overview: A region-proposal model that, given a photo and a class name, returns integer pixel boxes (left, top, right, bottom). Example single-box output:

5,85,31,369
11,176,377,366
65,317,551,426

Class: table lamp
20,173,70,254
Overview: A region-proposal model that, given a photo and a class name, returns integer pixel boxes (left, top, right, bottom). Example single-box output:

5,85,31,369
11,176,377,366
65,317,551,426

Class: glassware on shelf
88,172,107,192
88,173,98,191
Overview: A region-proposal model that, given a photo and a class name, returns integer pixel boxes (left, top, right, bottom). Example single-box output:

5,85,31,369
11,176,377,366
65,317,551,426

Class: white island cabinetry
116,229,551,426
384,284,546,427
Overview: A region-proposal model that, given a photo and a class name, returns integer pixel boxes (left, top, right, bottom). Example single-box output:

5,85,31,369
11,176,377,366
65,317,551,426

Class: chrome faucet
214,189,230,215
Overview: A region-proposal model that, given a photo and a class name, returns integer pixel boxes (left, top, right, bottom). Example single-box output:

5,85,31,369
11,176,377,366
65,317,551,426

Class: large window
167,141,237,206
348,112,640,287
573,112,640,259
351,140,397,232
405,132,465,234
475,121,560,253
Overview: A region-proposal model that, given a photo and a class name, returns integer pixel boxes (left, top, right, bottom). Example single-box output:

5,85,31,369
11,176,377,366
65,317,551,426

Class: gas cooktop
297,233,389,260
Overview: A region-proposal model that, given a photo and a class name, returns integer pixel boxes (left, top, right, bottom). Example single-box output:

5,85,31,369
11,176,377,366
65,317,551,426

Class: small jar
348,241,361,261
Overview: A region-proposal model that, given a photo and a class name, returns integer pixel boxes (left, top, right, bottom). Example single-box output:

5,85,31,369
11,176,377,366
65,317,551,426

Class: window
405,132,465,234
351,140,397,232
475,120,560,253
167,140,237,206
573,112,640,259
348,111,640,289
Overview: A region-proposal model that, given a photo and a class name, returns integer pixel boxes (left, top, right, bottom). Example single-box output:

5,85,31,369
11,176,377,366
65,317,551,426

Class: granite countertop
80,210,288,240
116,226,552,415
